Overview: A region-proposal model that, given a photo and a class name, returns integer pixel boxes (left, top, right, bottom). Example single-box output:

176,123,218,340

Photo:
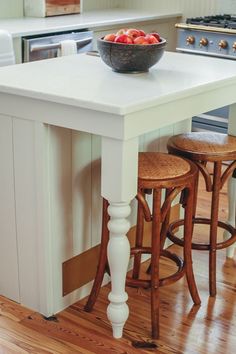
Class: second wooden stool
167,132,236,297
84,152,201,339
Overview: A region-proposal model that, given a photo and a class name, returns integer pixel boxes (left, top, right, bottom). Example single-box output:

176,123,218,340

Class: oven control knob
233,42,236,52
218,40,228,50
199,38,208,47
186,36,195,45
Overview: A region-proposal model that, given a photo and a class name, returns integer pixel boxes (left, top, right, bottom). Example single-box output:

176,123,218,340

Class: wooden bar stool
167,132,236,297
84,152,201,339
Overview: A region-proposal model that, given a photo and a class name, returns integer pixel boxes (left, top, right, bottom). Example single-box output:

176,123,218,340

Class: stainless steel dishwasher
22,29,93,62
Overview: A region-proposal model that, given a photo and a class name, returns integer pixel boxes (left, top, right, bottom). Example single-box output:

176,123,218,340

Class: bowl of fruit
97,28,167,73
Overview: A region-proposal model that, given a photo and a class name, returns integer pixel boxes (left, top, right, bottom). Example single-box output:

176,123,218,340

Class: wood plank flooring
0,168,236,353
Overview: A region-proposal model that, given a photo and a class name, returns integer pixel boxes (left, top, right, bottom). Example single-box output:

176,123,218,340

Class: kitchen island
0,51,236,338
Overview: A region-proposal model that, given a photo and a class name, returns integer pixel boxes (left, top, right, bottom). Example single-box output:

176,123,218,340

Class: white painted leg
223,176,236,258
225,103,236,258
107,202,131,338
101,136,139,338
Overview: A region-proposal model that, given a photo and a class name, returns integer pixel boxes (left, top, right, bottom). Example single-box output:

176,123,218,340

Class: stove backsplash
219,0,236,14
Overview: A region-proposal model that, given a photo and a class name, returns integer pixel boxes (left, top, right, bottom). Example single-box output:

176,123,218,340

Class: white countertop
0,51,236,116
0,9,182,37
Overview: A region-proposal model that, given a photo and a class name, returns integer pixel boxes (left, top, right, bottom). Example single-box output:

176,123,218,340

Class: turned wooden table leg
107,202,131,338
101,136,139,338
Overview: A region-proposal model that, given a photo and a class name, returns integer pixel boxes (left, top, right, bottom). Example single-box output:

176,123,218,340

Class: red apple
145,34,159,44
114,34,133,44
149,32,161,42
116,28,127,36
133,36,149,45
126,28,140,39
138,29,146,37
103,33,116,42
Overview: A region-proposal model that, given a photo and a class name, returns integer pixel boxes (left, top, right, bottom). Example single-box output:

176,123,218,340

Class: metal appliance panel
175,17,236,133
192,106,229,133
23,30,93,62
176,28,236,59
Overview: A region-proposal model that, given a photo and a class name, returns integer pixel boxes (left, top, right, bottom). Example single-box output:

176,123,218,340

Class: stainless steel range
176,15,236,133
176,15,236,59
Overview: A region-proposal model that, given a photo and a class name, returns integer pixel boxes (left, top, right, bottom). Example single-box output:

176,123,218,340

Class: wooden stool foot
209,251,217,297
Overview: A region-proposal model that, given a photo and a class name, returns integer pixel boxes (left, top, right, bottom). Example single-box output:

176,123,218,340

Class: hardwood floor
0,169,236,353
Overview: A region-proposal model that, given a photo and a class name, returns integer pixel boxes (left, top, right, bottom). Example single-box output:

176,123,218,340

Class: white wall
0,0,23,18
119,0,221,19
218,0,236,12
0,0,120,18
83,0,120,11
1,0,236,19
84,0,236,18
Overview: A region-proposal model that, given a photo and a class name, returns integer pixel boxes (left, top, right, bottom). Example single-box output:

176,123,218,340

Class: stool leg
160,189,172,250
151,189,161,339
132,190,145,279
84,199,110,312
184,186,201,305
192,169,199,219
209,162,222,297
147,188,171,276
223,173,236,258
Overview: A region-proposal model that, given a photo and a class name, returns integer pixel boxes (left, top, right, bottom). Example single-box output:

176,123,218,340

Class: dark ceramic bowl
97,37,167,73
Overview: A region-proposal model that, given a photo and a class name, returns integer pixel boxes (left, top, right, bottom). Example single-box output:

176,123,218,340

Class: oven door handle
30,37,93,52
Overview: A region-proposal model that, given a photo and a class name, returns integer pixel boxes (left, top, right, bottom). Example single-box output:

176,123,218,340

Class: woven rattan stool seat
138,152,190,181
168,132,236,162
167,132,236,297
85,152,200,339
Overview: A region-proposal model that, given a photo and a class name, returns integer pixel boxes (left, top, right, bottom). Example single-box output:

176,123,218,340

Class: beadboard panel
0,0,119,18
0,115,20,302
91,135,103,247
71,130,92,254
83,0,120,11
13,118,41,310
219,0,236,12
0,0,23,18
2,0,236,20
177,0,220,18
